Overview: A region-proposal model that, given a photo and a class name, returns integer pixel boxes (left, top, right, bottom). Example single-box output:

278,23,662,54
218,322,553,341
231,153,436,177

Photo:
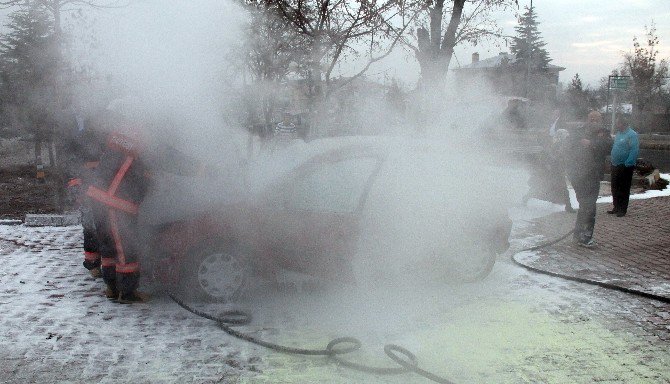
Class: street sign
609,76,629,90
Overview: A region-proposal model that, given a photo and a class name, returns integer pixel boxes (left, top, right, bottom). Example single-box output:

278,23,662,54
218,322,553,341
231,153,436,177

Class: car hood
138,169,248,227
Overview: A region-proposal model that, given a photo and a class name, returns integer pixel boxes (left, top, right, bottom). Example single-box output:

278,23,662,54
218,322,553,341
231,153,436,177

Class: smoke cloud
68,0,531,337
76,0,248,161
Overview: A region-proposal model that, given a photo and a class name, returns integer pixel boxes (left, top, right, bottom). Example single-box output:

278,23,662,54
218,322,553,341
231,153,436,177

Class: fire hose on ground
1,226,667,383
169,228,670,383
169,292,455,383
511,229,670,304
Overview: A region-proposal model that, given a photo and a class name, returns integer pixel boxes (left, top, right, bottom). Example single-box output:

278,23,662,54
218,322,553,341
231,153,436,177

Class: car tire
440,241,497,283
453,246,497,283
179,240,251,302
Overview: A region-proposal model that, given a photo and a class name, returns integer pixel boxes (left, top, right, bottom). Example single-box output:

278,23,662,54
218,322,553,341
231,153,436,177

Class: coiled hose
169,293,455,383
169,227,669,384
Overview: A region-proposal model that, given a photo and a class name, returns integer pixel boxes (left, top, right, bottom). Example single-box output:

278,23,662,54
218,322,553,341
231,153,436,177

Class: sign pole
608,76,629,135
611,91,617,135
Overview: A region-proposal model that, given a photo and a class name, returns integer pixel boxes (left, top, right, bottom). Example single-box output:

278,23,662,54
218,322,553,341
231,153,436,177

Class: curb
24,213,81,227
0,219,23,226
511,233,670,304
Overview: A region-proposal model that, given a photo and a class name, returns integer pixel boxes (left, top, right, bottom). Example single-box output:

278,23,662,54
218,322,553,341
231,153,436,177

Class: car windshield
285,157,379,213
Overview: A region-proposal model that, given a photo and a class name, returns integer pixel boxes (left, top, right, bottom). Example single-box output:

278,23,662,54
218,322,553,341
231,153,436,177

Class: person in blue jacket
608,116,640,217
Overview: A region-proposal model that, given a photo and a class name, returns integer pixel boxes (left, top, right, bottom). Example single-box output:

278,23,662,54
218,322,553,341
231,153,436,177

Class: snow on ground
523,173,670,211
2,188,670,383
597,173,670,203
0,226,264,383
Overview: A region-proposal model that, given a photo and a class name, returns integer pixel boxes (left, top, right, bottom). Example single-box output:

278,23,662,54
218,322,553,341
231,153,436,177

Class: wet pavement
520,196,670,300
1,198,669,383
515,196,670,341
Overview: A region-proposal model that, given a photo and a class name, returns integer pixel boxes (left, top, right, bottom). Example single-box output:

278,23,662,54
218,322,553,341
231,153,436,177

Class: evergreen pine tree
565,73,591,119
510,5,551,72
0,6,61,133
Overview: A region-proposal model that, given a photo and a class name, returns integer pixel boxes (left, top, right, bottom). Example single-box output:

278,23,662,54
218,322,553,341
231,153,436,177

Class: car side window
285,157,379,213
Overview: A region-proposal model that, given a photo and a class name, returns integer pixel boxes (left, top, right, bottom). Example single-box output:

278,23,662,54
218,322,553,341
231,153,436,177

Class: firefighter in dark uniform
87,98,205,304
59,106,106,277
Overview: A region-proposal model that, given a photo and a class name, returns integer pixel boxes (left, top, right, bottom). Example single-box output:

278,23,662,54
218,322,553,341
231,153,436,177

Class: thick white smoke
82,0,249,161
68,0,531,335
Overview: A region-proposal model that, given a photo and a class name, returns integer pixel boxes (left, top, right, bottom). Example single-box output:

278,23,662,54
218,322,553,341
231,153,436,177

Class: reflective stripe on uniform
68,178,82,187
86,186,139,215
108,210,127,266
101,257,116,267
108,156,134,195
107,132,141,156
84,251,99,261
116,262,139,273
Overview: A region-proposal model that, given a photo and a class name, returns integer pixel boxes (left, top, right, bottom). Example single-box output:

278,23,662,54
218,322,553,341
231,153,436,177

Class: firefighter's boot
117,291,149,304
105,284,119,300
90,267,102,279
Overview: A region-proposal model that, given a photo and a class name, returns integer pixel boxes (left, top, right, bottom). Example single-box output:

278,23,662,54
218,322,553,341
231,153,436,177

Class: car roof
248,137,382,186
247,135,447,190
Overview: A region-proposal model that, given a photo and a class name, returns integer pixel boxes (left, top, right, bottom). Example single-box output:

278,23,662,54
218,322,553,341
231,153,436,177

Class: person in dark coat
565,111,612,247
521,112,574,212
59,106,106,277
546,128,575,212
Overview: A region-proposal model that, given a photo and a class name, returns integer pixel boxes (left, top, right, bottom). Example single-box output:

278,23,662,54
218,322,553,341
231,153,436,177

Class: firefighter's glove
67,178,82,188
66,178,83,208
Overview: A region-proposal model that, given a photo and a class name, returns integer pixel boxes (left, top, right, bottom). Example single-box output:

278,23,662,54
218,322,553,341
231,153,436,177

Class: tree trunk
34,137,45,182
415,0,465,93
418,57,449,92
47,138,55,167
306,61,324,137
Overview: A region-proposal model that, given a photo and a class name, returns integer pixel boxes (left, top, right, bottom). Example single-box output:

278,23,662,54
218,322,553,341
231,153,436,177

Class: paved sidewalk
515,196,670,302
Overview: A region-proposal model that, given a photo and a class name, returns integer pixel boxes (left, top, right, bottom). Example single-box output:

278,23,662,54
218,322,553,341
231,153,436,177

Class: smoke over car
72,0,528,318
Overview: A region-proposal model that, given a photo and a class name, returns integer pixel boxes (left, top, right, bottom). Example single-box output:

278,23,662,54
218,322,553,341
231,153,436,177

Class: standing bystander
608,116,640,217
521,126,574,212
566,111,612,247
59,104,106,277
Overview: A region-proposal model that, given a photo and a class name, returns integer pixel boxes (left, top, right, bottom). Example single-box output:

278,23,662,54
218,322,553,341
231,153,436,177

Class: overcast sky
423,0,670,87
361,0,670,88
1,0,668,89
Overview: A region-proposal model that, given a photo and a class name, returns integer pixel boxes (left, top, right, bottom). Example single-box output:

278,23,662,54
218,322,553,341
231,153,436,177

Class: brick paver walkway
516,196,670,301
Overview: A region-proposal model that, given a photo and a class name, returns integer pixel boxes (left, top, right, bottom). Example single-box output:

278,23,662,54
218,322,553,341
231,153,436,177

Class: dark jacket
59,112,106,182
566,124,612,182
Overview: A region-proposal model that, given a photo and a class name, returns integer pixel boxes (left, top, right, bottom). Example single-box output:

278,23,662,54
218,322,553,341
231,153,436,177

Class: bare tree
0,0,130,193
621,23,669,122
247,0,418,98
234,3,309,133
409,0,517,90
0,0,130,35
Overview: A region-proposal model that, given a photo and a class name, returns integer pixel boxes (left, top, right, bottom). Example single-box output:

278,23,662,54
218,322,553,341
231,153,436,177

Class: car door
261,151,384,278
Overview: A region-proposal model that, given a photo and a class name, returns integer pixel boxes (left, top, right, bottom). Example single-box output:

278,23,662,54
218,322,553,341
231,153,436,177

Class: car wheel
442,240,497,283
180,240,250,302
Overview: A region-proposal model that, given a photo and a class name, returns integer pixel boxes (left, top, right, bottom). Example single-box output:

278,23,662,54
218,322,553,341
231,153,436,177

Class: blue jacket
610,127,639,167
